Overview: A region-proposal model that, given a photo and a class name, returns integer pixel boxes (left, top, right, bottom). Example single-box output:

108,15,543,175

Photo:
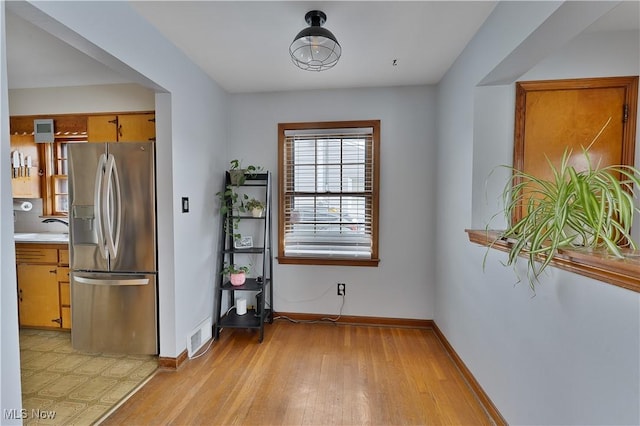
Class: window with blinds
278,120,380,266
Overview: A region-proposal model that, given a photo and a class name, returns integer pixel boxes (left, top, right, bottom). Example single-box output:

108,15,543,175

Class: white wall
229,86,437,319
8,83,155,115
0,5,23,424
521,29,640,81
436,1,640,424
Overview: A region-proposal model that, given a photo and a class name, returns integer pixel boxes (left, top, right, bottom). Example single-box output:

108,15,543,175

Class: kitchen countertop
14,232,69,244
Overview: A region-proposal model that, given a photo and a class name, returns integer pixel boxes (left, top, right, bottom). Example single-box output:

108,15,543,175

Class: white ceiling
128,1,498,93
5,1,639,93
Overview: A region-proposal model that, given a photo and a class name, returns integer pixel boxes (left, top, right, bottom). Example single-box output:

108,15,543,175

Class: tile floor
19,329,157,425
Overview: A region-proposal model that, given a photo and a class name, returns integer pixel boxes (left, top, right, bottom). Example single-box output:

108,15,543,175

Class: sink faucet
42,218,69,226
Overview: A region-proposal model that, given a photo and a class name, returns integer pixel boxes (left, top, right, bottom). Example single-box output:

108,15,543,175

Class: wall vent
187,317,212,358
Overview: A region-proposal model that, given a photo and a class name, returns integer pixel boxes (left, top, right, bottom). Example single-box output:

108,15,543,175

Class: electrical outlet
337,283,346,296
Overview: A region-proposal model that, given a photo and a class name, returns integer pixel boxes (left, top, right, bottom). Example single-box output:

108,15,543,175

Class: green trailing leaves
488,146,640,290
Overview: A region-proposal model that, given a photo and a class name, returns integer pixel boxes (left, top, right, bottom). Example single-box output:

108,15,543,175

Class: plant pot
229,272,246,286
251,207,264,218
229,169,245,185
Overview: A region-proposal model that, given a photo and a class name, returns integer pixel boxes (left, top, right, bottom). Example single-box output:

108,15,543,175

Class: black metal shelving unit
214,171,273,343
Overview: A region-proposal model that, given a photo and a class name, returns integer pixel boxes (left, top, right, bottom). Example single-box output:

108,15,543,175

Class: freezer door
107,143,156,273
69,143,109,272
71,272,158,354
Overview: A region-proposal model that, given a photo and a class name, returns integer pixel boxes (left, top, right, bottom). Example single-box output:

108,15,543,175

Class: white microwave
34,119,55,143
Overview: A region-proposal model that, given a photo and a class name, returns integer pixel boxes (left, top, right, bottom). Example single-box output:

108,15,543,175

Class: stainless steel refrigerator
68,142,158,354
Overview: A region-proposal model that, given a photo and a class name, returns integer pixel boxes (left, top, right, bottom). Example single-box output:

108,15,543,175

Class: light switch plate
182,197,189,213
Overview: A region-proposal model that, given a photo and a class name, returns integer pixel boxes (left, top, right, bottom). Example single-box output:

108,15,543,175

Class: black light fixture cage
289,10,341,71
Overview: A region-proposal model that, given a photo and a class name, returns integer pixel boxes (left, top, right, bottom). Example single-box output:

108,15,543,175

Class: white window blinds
282,127,375,259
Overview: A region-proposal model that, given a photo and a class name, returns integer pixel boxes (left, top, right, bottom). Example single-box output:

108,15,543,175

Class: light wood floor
101,320,492,425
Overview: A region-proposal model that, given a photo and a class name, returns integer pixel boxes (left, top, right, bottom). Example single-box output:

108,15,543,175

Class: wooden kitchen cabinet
17,263,60,328
118,113,156,142
59,248,69,266
58,268,71,329
16,244,70,329
87,115,117,142
88,113,155,142
58,249,71,329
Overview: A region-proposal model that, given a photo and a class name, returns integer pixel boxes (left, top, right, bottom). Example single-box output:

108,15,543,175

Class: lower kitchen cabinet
17,264,60,328
58,266,71,329
16,244,70,329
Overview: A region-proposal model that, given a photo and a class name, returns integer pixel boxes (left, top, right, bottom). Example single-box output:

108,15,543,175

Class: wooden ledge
466,229,640,293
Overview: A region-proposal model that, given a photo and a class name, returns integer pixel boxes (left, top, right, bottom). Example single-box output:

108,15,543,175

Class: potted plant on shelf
245,198,265,217
487,144,640,290
217,159,264,214
227,159,263,186
222,264,250,286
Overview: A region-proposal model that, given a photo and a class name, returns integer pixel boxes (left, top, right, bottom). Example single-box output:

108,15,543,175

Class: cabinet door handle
52,318,62,325
118,124,123,138
19,288,23,302
49,269,57,274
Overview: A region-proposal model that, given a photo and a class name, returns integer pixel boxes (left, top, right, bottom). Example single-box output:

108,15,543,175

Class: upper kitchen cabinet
88,113,156,143
119,113,156,142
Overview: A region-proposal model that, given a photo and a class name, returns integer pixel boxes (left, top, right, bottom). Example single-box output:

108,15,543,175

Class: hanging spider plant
490,146,640,288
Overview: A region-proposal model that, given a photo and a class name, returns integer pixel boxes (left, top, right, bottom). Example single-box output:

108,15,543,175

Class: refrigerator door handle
74,276,150,286
94,153,108,260
103,154,122,260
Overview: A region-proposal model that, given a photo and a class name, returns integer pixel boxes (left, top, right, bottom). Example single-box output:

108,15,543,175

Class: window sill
466,229,640,293
277,257,380,267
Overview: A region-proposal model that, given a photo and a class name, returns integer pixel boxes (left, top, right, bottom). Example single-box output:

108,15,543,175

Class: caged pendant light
289,10,341,72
